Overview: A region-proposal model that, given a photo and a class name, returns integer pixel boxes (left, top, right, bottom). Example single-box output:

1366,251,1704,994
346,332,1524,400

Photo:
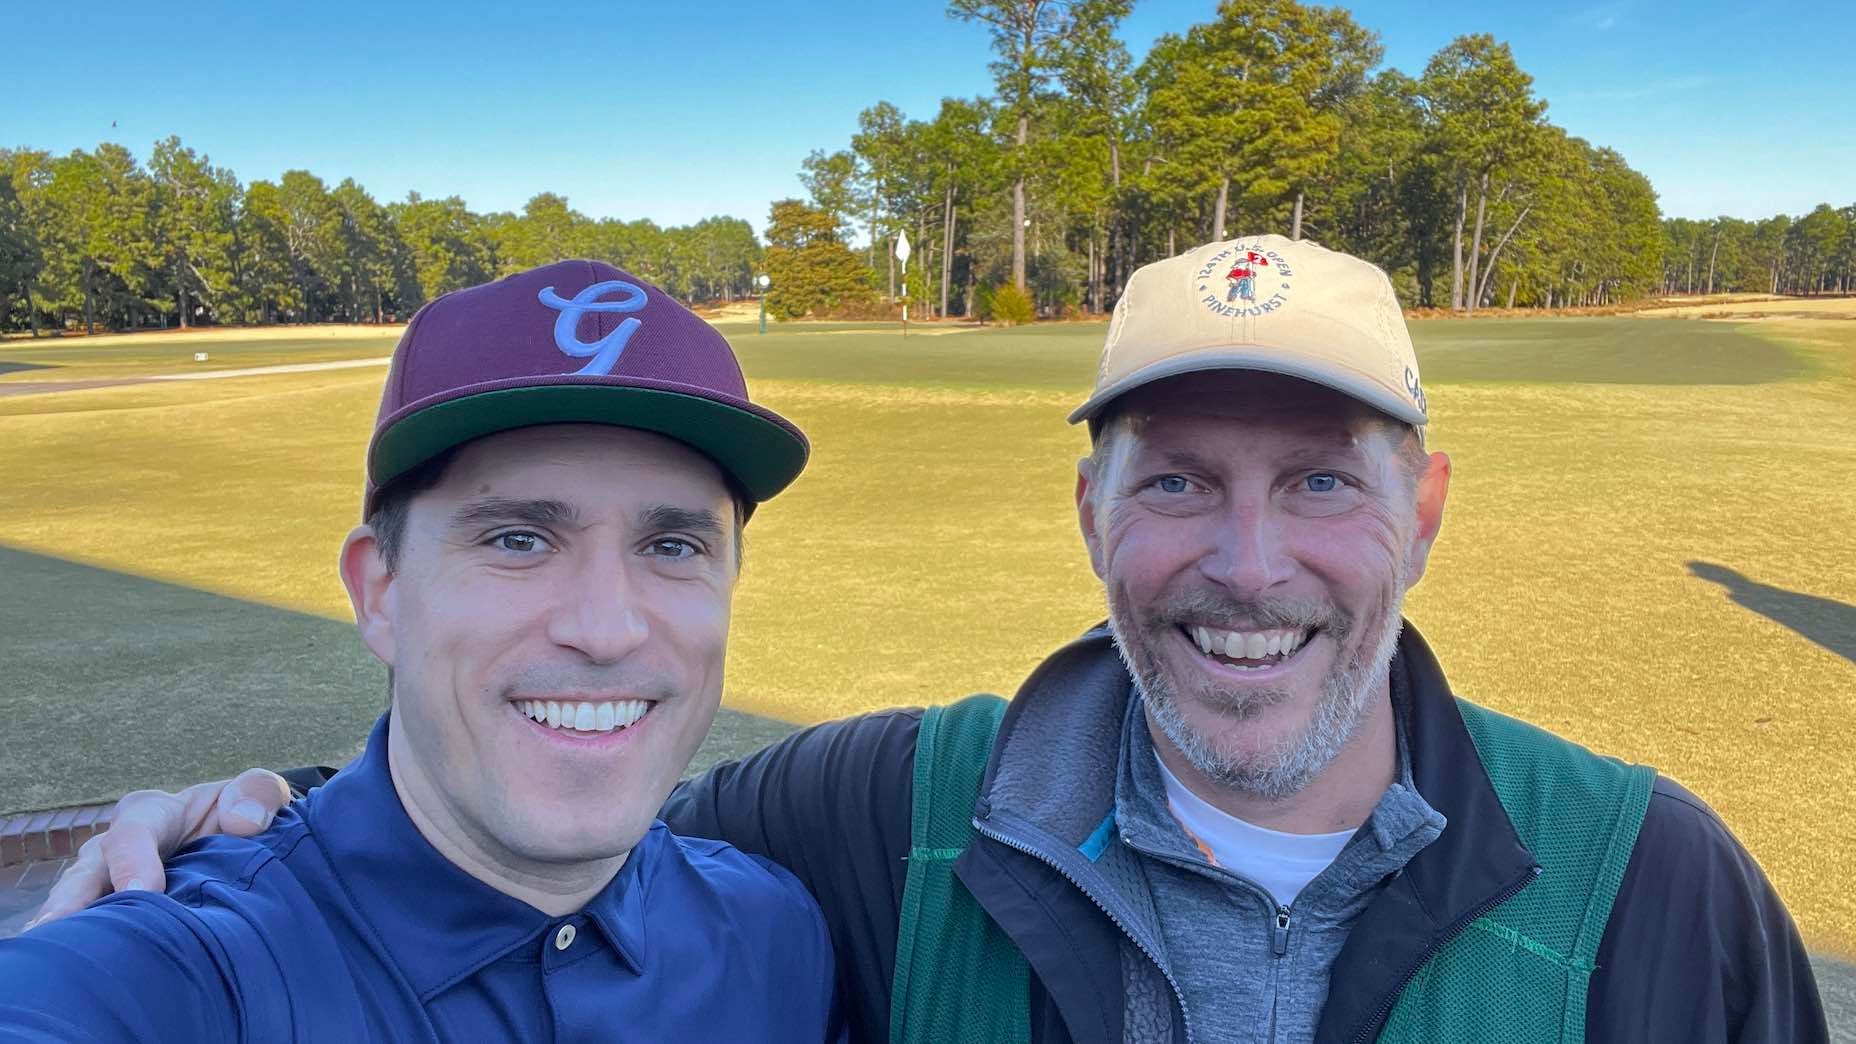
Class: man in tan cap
37,237,1825,1042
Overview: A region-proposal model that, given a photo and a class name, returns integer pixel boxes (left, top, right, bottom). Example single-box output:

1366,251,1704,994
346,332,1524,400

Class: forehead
433,424,730,504
1110,372,1387,452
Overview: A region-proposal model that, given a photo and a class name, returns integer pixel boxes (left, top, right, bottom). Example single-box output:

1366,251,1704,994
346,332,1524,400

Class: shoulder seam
1640,778,1738,844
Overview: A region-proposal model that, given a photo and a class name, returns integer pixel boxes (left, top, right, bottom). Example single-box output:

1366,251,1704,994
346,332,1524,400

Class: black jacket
660,625,1826,1043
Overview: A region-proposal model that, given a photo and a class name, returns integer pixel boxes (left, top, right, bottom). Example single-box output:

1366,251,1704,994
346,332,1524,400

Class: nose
545,547,650,665
1198,499,1293,600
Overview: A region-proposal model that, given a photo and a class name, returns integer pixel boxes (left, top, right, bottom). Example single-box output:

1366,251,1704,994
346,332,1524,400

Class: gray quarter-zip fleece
971,636,1443,1043
1115,690,1446,1044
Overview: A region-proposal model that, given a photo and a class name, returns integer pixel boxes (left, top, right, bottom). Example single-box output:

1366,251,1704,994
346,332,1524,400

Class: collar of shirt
1151,751,1353,906
298,713,651,1000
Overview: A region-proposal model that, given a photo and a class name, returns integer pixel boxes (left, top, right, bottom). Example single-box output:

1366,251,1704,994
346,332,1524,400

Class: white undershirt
1155,754,1356,909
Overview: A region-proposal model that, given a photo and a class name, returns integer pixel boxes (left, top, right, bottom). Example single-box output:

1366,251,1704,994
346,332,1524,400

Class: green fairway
728,323,1113,390
0,315,1852,958
1415,315,1819,385
0,330,398,382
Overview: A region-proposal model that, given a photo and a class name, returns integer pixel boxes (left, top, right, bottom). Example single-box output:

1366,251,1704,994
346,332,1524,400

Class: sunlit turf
0,330,399,381
0,315,1852,958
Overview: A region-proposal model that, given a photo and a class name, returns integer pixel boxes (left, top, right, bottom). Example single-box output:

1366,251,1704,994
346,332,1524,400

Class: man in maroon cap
0,262,841,1042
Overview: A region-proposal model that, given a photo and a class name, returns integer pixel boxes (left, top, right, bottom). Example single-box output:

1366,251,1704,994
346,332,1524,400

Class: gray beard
1106,583,1406,802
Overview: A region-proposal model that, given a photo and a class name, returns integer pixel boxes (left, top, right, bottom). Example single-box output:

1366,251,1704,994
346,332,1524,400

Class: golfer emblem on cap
1225,251,1270,303
1195,242,1294,319
537,279,648,376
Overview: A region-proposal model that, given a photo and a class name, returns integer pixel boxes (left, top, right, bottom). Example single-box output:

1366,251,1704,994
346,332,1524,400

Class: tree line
768,0,1841,321
0,142,762,334
769,0,1687,320
1661,205,1856,297
5,0,1849,335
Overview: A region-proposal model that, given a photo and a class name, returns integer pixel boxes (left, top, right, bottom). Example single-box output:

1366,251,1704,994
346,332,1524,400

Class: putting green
0,315,1850,959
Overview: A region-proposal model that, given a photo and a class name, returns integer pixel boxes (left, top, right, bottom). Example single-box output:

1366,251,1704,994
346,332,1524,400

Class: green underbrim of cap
371,386,808,505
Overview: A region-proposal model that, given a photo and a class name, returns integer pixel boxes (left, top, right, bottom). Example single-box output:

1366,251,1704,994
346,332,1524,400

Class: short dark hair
365,449,462,706
367,447,464,574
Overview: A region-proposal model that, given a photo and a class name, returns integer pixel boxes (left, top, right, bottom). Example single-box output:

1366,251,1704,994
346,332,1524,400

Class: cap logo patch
1195,244,1294,318
1226,251,1268,302
537,280,648,376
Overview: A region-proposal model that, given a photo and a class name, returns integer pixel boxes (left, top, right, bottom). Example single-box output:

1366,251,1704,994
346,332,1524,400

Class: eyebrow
448,498,726,539
640,504,725,538
448,497,579,532
1156,448,1217,474
1149,437,1371,475
1276,441,1372,470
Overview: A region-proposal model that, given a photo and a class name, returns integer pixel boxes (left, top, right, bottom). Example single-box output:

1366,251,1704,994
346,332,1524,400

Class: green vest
890,694,1654,1044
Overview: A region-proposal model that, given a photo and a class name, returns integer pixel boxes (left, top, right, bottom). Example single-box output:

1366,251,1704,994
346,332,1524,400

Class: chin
500,812,653,866
483,774,658,857
1182,696,1311,759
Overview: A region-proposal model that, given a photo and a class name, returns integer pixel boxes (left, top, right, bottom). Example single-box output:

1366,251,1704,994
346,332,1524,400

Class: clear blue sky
5,1,1849,232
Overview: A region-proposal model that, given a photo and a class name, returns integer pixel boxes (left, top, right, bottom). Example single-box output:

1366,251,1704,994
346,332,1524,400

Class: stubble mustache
498,665,681,706
1145,587,1354,644
1108,587,1357,723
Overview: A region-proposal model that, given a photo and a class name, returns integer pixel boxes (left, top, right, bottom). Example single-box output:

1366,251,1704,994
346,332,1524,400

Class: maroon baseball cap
365,259,807,516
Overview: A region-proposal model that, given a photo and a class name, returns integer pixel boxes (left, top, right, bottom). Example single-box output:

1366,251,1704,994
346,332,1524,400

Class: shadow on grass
1814,953,1856,1039
1688,561,1856,665
0,547,796,815
0,362,54,376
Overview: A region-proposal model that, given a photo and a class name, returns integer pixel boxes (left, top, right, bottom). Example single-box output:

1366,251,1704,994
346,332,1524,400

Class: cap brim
1067,349,1428,428
371,384,809,505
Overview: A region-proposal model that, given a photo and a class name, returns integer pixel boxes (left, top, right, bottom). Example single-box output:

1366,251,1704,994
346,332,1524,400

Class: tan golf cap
1069,234,1428,427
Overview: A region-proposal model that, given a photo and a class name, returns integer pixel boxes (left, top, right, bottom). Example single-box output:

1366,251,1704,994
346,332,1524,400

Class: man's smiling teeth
516,699,650,733
1190,626,1310,661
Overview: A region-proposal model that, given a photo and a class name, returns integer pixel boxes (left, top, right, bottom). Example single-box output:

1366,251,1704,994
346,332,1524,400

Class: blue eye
491,531,547,553
1304,473,1339,493
647,538,699,560
1156,475,1190,494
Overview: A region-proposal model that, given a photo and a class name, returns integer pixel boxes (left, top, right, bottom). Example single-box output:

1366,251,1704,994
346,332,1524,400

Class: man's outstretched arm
0,895,240,1041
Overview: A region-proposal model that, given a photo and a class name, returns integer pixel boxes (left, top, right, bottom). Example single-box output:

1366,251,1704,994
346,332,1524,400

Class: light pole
755,273,770,334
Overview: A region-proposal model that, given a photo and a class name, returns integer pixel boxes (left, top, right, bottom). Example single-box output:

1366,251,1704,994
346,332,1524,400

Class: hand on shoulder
29,768,291,928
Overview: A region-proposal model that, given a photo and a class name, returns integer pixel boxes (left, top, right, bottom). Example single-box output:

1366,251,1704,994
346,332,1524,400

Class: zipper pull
1273,907,1291,958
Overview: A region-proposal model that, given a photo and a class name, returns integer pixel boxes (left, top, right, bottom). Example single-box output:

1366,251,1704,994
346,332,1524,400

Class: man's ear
1076,459,1108,580
340,525,397,668
1403,451,1452,590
